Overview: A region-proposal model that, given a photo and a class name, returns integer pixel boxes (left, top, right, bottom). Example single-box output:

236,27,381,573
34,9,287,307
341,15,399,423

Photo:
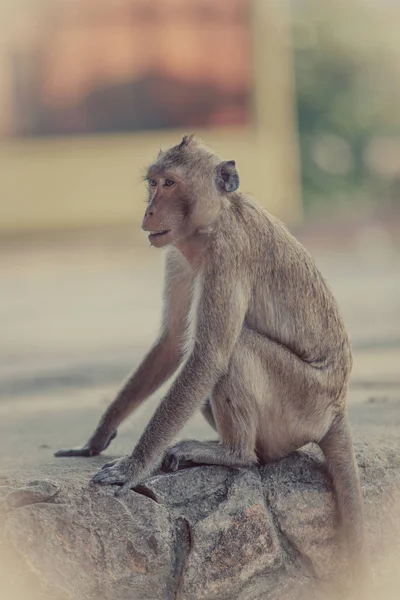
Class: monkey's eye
149,178,157,187
164,178,175,187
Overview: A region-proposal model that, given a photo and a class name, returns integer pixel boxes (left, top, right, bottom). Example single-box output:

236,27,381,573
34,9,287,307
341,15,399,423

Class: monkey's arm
55,336,182,457
93,265,249,493
55,251,192,457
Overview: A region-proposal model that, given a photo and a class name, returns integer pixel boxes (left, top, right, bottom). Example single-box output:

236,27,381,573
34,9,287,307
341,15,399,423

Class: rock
1,442,400,600
4,485,173,600
0,480,59,511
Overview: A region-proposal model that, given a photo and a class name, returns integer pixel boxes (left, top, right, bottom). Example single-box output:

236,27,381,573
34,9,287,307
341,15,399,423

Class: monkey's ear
216,160,239,193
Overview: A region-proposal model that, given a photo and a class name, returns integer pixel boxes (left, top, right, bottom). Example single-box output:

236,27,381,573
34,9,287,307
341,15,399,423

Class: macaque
56,135,364,569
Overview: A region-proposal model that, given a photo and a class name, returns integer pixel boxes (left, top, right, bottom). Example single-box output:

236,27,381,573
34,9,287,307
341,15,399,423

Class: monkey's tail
319,412,366,574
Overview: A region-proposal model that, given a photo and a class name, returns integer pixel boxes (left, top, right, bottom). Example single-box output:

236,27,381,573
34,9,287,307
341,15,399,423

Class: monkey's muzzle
148,229,171,242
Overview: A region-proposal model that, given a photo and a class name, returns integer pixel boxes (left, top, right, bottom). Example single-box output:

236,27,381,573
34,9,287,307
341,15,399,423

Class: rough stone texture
0,480,59,511
1,442,400,600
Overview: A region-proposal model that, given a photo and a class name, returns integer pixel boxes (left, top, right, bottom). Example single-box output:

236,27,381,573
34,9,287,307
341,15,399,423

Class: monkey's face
141,135,240,248
142,170,189,248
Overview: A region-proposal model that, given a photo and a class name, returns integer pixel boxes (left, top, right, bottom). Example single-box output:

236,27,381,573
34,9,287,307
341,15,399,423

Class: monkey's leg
164,324,339,473
163,340,259,472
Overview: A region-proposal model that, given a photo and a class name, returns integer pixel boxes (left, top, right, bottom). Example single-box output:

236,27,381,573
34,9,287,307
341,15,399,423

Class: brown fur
56,135,364,570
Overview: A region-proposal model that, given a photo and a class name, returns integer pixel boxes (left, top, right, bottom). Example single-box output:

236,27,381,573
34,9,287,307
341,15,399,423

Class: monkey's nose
141,210,154,230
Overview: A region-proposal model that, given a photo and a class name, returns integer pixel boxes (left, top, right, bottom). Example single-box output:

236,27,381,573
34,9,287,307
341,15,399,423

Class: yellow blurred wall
0,0,301,234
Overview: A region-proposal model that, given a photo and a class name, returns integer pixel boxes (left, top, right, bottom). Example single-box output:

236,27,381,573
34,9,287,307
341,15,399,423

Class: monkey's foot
163,440,256,471
162,441,200,472
163,440,221,471
54,431,117,458
92,455,139,497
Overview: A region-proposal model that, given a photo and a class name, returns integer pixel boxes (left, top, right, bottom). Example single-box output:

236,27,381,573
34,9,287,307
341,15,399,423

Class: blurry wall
0,0,301,234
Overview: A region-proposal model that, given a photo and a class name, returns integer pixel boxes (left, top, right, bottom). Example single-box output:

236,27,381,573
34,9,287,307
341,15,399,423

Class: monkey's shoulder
216,194,306,259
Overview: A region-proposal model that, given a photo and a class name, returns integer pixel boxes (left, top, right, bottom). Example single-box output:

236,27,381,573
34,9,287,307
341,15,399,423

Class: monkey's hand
54,431,117,458
92,455,141,496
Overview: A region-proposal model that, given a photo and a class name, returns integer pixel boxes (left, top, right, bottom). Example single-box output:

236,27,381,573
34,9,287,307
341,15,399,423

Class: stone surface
1,443,400,600
0,480,59,511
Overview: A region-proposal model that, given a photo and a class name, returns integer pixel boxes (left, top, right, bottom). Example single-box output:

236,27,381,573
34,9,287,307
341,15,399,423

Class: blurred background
0,1,399,596
0,0,399,446
0,0,399,462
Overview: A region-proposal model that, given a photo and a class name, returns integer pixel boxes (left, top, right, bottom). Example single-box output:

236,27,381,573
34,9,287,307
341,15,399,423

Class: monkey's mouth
148,229,171,241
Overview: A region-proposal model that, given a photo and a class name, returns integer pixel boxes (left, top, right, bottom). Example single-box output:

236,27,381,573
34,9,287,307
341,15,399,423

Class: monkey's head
142,135,239,247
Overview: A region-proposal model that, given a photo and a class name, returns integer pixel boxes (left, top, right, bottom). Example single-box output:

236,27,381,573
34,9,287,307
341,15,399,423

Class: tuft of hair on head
178,134,196,149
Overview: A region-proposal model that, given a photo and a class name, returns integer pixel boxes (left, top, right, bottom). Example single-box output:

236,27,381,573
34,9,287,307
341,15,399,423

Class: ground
0,225,399,483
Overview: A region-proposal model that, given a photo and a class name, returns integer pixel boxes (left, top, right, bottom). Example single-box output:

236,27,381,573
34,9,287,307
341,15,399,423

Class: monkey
55,134,364,570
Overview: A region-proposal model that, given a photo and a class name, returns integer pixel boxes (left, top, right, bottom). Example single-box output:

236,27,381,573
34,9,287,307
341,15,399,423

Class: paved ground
0,226,399,480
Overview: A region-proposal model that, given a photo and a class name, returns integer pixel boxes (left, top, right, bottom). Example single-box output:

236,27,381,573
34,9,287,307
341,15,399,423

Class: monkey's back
216,193,352,376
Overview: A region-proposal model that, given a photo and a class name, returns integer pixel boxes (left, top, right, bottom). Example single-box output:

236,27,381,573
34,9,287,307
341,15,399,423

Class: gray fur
55,136,364,572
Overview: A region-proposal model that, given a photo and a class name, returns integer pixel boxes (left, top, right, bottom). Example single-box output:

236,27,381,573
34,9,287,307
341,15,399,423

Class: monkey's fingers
92,467,125,485
54,446,97,458
101,458,121,470
55,432,117,458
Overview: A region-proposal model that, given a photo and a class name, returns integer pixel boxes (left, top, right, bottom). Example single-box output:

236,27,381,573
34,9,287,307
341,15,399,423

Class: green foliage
291,0,400,212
